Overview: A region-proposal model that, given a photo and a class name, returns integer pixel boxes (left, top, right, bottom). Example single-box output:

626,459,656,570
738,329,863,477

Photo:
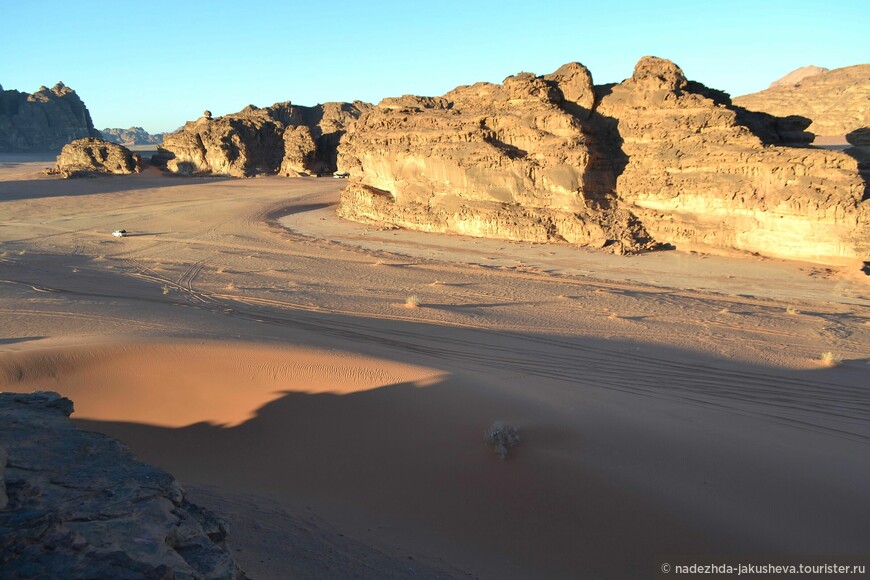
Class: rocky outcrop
734,65,870,138
0,391,246,579
101,126,165,147
596,57,867,263
338,70,656,253
338,56,869,264
156,101,370,178
0,82,101,152
52,137,142,178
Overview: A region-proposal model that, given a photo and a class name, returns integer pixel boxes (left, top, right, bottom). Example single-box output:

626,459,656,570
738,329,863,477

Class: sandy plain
0,157,868,578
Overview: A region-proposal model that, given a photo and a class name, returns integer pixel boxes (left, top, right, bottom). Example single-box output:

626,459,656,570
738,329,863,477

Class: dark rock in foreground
52,137,142,178
0,82,101,152
0,391,247,579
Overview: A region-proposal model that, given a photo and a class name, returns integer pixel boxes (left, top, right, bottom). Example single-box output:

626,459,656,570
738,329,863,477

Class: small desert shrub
719,308,730,314
161,285,170,296
786,306,800,316
485,421,521,460
820,351,842,367
404,295,420,308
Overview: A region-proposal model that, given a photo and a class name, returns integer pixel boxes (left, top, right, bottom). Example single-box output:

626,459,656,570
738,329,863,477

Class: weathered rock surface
597,57,867,263
338,71,656,253
338,56,869,264
0,82,101,152
101,126,165,146
734,65,870,138
52,137,142,178
0,391,246,579
156,101,370,178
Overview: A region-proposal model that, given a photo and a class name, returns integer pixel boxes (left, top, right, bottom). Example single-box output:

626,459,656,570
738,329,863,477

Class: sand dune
1,157,868,578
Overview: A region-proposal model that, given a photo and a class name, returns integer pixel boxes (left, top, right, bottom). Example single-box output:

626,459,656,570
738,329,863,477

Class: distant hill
0,82,101,152
101,127,165,147
734,64,870,138
768,65,828,88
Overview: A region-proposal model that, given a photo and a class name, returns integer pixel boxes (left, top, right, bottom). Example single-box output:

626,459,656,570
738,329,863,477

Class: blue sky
1,0,867,133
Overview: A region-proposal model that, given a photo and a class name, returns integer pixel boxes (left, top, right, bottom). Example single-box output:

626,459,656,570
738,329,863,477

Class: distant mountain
101,127,165,147
734,65,870,138
0,82,101,152
768,65,828,88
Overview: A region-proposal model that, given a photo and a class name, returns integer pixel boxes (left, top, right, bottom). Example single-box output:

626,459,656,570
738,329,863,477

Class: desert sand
1,157,869,578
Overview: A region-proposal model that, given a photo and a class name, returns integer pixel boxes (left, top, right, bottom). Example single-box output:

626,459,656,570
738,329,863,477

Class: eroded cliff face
0,82,101,152
733,65,870,138
338,65,655,253
0,391,246,579
52,137,142,178
337,57,869,265
156,101,370,178
597,57,868,263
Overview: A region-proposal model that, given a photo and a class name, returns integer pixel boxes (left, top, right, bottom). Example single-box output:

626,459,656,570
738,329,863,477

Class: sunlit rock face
0,82,101,152
597,57,868,264
734,64,870,138
338,65,656,254
155,101,370,178
53,137,142,178
338,56,868,264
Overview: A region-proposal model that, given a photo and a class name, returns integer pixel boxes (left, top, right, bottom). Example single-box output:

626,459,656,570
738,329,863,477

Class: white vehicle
332,172,349,179
112,229,127,238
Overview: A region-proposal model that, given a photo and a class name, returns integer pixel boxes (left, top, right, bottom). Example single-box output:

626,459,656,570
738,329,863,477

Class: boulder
338,56,868,264
0,82,102,152
846,128,870,147
53,138,142,178
0,391,247,579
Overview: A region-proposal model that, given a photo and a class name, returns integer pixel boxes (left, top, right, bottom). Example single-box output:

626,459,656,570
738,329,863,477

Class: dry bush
404,295,420,308
820,351,842,367
484,421,520,459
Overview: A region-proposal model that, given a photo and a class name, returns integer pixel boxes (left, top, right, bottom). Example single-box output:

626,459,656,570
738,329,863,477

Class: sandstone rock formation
0,82,101,152
156,101,370,178
101,126,165,146
734,65,870,138
0,391,246,579
52,137,142,178
768,65,828,88
338,56,869,265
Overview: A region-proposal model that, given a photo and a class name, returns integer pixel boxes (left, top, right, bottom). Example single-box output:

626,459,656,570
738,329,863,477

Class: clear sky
1,0,867,133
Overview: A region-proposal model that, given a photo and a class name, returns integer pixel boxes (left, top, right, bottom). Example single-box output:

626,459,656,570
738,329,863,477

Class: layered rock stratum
0,391,247,579
101,126,165,147
0,82,101,152
337,57,869,264
52,137,142,178
734,65,870,138
155,101,370,177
